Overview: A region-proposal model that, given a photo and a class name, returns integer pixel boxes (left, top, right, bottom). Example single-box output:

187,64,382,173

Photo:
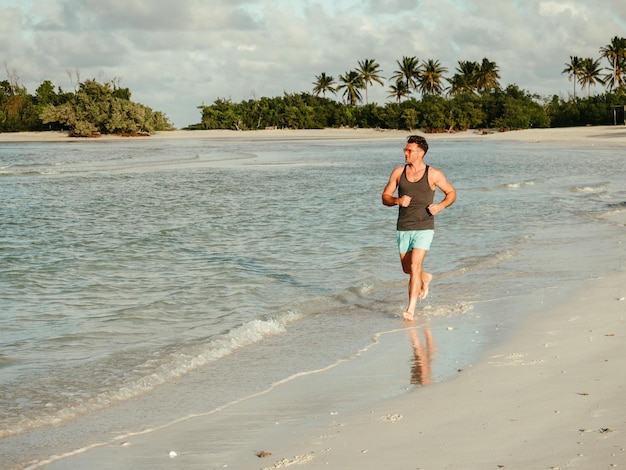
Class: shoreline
1,125,626,145
261,270,626,470
37,266,626,470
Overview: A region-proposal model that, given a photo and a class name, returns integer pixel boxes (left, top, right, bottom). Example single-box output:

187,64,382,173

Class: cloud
1,0,625,127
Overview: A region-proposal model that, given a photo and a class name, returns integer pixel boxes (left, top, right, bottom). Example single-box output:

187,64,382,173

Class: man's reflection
407,323,436,385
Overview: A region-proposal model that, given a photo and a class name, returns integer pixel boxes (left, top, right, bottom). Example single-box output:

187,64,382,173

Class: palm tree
312,73,336,97
356,59,384,104
387,79,410,103
447,60,479,95
599,36,626,91
578,57,605,98
475,58,501,93
562,56,583,99
419,59,448,95
603,61,626,91
391,56,421,94
337,70,364,105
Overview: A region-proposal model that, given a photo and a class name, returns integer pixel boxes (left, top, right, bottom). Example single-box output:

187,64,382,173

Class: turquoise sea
1,134,625,468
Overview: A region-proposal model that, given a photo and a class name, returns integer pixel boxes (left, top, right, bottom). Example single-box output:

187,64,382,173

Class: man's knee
409,263,423,276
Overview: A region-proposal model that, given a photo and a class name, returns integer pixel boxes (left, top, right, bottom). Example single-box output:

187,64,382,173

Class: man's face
403,143,424,162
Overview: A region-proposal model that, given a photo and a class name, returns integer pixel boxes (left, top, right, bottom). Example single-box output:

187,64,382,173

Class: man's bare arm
382,167,411,207
427,169,456,216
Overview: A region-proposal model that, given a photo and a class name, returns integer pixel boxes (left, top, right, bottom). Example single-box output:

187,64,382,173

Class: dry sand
1,125,626,146
8,125,626,469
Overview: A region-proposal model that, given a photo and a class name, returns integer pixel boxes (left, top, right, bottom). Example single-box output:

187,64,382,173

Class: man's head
407,135,429,154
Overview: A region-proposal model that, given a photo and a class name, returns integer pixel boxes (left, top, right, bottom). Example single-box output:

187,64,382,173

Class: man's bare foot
420,273,433,299
402,310,415,321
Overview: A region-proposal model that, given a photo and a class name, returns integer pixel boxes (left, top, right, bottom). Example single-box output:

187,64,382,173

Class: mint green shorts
396,230,434,254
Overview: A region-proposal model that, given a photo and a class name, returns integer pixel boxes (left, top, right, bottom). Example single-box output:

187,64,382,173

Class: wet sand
37,266,626,470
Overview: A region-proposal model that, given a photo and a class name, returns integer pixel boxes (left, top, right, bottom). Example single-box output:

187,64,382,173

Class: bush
39,79,174,135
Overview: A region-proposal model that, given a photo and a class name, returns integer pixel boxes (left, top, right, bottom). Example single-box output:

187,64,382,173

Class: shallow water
1,136,624,468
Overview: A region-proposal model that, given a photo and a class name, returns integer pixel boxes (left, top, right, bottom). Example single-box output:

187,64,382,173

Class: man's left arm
427,169,456,216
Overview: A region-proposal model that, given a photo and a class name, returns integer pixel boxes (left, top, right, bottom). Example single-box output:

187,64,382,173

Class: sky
1,0,625,128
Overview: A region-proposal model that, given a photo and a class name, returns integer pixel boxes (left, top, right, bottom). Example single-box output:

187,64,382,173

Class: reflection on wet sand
407,324,436,385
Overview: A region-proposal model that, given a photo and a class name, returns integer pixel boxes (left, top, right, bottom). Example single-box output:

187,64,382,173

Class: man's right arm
382,167,403,207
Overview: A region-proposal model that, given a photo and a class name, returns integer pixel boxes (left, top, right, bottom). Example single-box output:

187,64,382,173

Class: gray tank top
397,165,435,231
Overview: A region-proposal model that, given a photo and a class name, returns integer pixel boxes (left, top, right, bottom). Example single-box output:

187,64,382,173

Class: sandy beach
2,124,626,146
36,259,626,470
4,125,625,469
249,271,626,470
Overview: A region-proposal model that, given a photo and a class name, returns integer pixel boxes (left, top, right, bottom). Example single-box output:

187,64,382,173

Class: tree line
311,56,502,105
193,85,552,132
194,36,625,132
312,37,625,106
0,71,173,136
1,36,625,135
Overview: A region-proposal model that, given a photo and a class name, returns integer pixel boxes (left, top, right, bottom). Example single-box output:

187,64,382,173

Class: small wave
0,161,66,172
570,182,609,193
3,161,65,169
594,204,626,226
422,301,473,317
0,311,303,439
441,248,518,279
505,180,535,189
0,169,60,177
358,284,375,295
0,354,17,368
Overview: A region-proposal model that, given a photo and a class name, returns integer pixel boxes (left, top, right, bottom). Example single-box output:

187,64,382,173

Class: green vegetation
0,75,173,136
193,86,551,132
1,36,624,135
195,36,626,132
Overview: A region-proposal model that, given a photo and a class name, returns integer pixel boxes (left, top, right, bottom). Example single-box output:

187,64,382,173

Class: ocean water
1,134,625,468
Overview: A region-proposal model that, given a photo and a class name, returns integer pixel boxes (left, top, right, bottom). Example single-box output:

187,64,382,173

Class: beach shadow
406,323,437,386
590,131,626,139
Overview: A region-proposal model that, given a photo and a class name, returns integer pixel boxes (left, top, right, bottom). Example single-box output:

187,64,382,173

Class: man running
382,135,456,321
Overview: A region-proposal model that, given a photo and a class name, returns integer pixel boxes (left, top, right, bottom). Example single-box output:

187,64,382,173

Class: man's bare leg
420,272,433,299
400,248,427,321
404,270,421,320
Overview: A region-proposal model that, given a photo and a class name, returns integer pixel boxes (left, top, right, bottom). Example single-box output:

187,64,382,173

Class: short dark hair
407,135,429,153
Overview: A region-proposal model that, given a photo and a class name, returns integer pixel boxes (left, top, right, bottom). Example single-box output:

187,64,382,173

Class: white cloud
539,1,584,18
1,0,625,127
